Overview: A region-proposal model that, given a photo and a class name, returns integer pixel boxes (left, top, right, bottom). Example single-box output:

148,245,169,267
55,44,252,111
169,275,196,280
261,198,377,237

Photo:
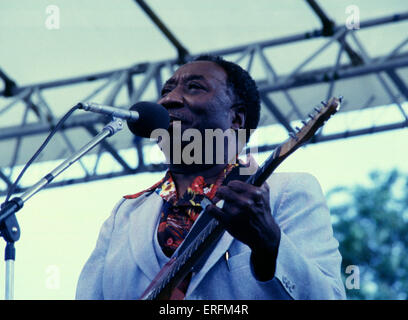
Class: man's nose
158,87,184,109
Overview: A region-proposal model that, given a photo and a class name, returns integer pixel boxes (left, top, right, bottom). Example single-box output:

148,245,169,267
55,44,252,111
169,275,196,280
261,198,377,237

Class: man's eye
161,88,171,96
188,82,204,90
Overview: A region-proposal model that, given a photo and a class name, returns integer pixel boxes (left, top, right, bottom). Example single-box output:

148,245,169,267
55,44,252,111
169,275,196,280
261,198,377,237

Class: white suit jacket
76,172,346,300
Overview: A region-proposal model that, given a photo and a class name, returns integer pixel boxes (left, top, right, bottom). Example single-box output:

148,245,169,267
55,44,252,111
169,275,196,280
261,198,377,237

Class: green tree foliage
327,169,408,299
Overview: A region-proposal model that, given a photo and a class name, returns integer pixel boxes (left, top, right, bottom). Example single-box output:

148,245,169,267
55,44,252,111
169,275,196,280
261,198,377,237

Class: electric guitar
139,96,342,300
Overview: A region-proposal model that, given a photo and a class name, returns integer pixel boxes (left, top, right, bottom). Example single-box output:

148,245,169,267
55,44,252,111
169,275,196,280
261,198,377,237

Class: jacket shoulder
266,172,323,193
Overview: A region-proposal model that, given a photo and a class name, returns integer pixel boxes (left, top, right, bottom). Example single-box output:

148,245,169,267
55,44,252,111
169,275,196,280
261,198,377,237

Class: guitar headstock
249,96,342,187
290,96,342,146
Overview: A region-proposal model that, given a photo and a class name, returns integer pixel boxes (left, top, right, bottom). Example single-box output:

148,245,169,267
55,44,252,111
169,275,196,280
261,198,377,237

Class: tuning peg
321,100,327,106
301,120,308,126
314,107,321,113
295,126,301,132
289,132,298,140
338,95,343,103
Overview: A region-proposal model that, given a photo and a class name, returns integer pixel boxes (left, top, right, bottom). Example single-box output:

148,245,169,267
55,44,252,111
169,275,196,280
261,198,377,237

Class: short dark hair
192,54,261,142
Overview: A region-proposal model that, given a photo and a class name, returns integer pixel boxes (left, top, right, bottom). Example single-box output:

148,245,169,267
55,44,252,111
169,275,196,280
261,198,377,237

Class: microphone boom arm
78,102,140,122
19,117,123,205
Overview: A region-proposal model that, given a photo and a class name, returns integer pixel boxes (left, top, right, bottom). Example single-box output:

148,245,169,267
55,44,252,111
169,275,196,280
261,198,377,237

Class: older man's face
158,61,237,134
156,60,245,167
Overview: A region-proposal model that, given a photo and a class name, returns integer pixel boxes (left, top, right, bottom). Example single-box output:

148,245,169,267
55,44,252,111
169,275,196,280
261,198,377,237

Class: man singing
76,55,346,300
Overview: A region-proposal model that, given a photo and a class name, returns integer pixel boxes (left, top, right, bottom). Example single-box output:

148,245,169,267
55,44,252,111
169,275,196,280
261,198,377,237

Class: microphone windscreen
127,102,169,138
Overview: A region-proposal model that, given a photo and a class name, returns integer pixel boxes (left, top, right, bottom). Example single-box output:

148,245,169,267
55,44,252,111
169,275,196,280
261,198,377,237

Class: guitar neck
247,144,294,187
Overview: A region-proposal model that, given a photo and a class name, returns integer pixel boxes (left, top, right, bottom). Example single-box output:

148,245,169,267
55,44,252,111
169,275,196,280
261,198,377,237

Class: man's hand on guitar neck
207,180,281,281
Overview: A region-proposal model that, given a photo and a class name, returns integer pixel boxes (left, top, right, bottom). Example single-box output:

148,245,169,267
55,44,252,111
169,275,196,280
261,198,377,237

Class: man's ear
231,104,246,130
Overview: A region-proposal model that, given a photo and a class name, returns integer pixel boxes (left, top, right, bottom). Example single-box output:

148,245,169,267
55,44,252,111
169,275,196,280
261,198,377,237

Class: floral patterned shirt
155,164,237,257
124,163,238,257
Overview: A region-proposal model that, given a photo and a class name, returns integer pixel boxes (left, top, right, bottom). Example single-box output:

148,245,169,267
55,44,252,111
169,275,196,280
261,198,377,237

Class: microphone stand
0,117,124,300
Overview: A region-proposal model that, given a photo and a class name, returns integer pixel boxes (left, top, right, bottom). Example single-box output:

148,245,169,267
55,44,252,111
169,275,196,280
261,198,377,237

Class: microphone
78,101,169,138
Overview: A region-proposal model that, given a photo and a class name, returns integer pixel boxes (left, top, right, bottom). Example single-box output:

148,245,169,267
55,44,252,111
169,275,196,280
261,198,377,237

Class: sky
0,0,407,300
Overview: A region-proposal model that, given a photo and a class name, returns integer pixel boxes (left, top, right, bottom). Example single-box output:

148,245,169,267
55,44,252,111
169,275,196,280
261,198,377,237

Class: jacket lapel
128,192,163,281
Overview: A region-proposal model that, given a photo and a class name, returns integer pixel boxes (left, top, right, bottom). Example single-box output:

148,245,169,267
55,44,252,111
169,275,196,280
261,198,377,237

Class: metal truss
0,2,407,196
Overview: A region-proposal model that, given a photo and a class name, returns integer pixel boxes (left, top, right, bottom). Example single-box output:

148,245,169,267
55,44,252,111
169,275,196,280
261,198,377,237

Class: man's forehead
168,61,228,85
